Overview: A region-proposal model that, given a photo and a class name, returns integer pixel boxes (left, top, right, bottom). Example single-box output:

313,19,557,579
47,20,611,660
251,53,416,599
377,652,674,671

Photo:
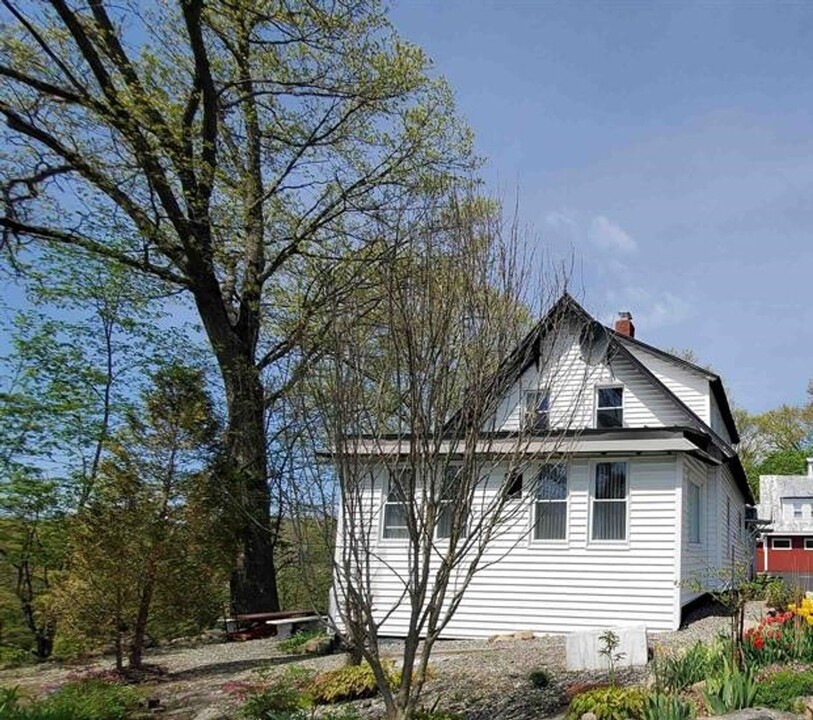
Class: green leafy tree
0,255,194,657
53,365,227,671
0,0,474,613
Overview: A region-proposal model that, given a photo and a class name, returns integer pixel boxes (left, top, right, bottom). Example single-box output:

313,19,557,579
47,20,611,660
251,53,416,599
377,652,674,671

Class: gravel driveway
0,598,769,720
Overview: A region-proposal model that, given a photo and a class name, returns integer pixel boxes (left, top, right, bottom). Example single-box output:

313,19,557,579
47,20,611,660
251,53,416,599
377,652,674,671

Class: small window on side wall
687,482,701,544
504,471,523,500
596,387,623,428
772,538,791,550
805,538,813,551
524,390,550,432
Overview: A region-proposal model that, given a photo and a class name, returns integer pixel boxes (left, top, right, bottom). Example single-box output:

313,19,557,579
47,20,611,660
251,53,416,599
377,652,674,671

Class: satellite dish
579,321,610,366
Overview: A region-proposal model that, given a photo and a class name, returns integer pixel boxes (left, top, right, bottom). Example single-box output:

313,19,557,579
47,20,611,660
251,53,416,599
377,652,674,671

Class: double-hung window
437,467,456,539
596,386,623,428
383,469,411,539
687,482,701,544
524,390,550,432
592,461,627,541
534,464,567,540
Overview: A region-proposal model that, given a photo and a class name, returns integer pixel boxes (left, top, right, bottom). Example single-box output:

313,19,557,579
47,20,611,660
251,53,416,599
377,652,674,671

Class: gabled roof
489,293,754,504
610,331,740,444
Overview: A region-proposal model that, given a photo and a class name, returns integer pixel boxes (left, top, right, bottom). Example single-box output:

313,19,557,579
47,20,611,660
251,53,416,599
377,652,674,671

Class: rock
515,630,535,641
301,636,331,655
580,713,597,720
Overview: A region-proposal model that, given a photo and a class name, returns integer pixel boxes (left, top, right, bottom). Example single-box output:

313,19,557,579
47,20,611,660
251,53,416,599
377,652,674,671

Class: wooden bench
225,610,322,641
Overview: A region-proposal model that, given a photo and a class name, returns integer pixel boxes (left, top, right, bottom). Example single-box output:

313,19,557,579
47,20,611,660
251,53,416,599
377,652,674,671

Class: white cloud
588,215,638,254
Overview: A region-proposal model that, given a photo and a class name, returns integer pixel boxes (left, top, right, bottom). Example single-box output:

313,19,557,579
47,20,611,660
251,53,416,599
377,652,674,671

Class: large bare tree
0,0,473,612
302,196,593,720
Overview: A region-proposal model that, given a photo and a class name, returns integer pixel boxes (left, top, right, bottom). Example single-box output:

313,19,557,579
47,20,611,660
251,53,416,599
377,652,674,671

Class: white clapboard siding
710,394,734,445
494,330,687,433
680,455,714,603
355,455,681,637
618,342,711,424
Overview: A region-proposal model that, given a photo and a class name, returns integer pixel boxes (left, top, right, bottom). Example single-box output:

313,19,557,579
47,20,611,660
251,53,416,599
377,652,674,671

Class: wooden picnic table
225,609,322,641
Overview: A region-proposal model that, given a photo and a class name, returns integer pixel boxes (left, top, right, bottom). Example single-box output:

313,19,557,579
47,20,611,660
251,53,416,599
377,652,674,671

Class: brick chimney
614,311,635,338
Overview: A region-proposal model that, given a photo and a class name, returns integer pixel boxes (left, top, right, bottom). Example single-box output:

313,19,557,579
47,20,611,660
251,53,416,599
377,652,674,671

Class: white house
331,294,753,636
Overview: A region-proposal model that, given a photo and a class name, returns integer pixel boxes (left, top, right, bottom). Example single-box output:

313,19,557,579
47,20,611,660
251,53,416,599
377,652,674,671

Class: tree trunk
225,368,279,614
128,581,154,670
192,275,279,615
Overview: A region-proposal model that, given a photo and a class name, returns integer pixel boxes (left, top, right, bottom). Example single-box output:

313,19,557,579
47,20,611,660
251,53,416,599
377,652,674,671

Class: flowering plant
743,598,813,665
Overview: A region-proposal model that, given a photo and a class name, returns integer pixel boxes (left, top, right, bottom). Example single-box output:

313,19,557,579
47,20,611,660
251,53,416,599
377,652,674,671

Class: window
592,462,627,541
437,467,468,540
596,387,623,428
772,538,791,550
782,497,813,520
524,390,550,432
383,470,410,539
687,482,701,544
504,471,523,499
805,538,813,551
534,464,567,540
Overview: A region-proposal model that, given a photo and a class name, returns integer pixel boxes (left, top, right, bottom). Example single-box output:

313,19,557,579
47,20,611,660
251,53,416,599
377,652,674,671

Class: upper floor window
596,386,623,428
524,390,550,432
687,482,701,544
592,461,627,541
534,464,567,540
383,470,411,539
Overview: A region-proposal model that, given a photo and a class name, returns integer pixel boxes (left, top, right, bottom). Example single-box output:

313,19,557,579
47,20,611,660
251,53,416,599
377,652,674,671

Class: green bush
528,668,551,688
703,662,757,715
653,640,725,693
754,669,813,711
277,630,330,655
239,683,309,718
642,693,695,720
764,577,798,611
308,662,400,705
566,686,647,720
0,681,141,720
0,646,32,669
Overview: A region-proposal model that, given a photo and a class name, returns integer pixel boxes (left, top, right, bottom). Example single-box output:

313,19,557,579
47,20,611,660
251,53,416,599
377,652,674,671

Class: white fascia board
334,436,701,458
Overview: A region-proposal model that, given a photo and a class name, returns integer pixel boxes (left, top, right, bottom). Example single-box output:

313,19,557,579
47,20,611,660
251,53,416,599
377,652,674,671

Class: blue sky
391,0,813,412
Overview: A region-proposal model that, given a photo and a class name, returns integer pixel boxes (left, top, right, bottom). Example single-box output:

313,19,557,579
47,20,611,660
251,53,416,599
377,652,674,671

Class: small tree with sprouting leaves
296,192,595,720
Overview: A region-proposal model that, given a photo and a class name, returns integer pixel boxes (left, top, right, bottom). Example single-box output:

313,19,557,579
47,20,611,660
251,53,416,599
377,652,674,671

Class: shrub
702,662,757,714
754,669,813,711
642,693,695,720
307,662,400,704
239,683,309,718
278,630,330,655
529,668,551,688
653,640,725,693
566,686,647,720
0,680,141,720
764,577,798,610
0,646,32,669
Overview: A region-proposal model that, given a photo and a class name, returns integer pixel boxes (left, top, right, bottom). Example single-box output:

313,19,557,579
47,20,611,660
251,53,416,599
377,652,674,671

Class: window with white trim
596,386,623,428
383,470,411,539
592,461,627,541
687,482,701,544
534,464,567,540
437,466,468,539
524,390,550,432
772,537,791,550
805,538,813,551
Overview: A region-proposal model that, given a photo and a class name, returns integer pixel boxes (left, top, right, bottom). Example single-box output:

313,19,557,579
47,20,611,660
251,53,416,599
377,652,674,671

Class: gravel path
0,598,770,720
